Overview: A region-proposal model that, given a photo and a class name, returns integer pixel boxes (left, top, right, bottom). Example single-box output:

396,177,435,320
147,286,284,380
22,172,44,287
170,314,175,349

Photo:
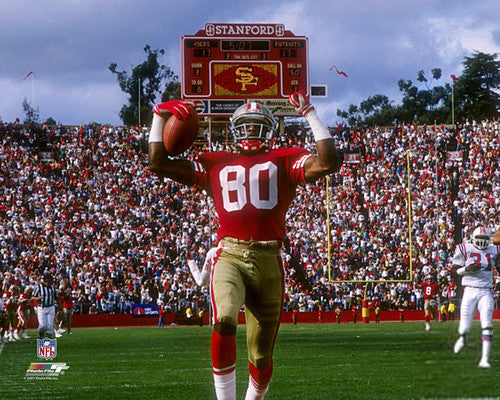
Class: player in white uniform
451,227,500,368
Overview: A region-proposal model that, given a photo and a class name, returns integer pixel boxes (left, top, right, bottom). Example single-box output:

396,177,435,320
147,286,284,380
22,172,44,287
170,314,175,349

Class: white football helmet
471,227,491,250
229,102,277,151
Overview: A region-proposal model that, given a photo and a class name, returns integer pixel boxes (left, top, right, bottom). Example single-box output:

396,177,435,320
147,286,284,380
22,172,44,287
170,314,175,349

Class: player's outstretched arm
148,100,195,186
188,260,204,286
289,91,343,182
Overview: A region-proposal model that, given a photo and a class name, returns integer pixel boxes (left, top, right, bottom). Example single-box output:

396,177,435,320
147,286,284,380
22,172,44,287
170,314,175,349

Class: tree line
336,52,499,127
17,48,499,128
109,48,498,128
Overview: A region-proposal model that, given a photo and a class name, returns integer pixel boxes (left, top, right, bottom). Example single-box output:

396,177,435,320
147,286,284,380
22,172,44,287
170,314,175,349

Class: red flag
330,65,349,77
450,74,459,82
19,70,34,82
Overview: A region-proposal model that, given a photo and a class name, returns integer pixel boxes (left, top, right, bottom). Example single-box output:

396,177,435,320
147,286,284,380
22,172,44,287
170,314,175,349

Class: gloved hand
153,100,195,120
289,91,314,117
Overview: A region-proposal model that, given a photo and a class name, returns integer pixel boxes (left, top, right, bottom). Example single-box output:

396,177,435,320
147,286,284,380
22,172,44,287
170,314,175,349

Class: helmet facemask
471,227,491,250
230,102,277,152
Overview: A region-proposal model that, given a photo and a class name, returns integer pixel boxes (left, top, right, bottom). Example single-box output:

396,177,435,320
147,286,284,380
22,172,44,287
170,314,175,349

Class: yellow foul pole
406,151,414,281
326,176,332,282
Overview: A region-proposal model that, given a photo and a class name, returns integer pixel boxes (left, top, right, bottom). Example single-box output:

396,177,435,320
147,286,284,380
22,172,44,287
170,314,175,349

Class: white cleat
22,333,30,339
55,331,62,338
425,323,431,332
454,337,465,354
58,328,66,334
478,359,491,368
13,331,20,340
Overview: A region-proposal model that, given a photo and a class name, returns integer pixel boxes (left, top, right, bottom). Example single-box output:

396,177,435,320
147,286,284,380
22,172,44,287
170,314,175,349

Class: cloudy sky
1,0,499,126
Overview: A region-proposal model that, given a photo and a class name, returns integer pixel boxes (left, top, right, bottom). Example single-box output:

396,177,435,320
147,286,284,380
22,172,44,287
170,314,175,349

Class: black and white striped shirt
33,284,57,308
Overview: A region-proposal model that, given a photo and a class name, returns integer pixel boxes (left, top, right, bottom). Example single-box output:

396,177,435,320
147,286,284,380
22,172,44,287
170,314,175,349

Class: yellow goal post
325,150,414,297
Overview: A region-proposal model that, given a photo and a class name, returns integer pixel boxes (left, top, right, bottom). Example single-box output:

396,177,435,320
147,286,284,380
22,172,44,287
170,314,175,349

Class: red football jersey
17,292,32,311
193,148,311,242
421,281,440,300
60,293,74,309
4,292,18,311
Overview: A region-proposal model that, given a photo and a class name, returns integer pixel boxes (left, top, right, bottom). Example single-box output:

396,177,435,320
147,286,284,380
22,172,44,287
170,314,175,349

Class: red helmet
229,102,277,152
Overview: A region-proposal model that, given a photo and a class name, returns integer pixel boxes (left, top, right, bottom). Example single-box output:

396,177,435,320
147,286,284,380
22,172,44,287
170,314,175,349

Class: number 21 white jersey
451,242,500,288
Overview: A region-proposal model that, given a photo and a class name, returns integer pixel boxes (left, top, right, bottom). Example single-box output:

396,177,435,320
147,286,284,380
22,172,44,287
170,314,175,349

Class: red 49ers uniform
149,97,342,398
193,148,310,242
421,280,440,320
5,291,19,331
17,292,32,330
192,147,310,377
60,290,75,334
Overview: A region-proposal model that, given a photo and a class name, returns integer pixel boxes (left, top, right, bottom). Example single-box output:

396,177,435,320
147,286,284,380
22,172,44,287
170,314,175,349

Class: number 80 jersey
192,148,311,242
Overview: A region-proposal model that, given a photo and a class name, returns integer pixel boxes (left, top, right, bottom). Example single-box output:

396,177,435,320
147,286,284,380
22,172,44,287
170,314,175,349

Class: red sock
211,331,236,375
248,361,273,390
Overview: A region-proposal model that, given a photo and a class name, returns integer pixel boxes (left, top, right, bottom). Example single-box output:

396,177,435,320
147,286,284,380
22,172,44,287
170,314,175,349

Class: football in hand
162,106,199,155
465,262,481,272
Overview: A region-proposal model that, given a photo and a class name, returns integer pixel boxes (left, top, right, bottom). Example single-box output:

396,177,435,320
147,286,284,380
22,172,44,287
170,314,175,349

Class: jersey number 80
220,162,278,212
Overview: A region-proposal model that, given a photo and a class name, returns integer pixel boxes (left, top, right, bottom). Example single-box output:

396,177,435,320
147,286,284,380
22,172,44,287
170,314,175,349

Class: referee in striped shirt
32,272,58,339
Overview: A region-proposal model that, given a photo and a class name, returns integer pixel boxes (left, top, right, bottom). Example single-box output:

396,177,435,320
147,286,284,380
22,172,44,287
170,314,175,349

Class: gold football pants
211,237,284,367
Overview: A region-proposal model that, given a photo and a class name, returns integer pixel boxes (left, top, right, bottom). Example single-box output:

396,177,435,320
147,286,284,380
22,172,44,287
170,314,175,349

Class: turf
0,321,498,399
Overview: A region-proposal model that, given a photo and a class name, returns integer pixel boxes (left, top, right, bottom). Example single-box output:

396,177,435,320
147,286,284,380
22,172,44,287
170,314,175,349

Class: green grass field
0,321,498,400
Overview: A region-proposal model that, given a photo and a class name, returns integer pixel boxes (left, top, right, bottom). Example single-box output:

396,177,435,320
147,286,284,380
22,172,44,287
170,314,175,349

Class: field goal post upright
326,150,415,323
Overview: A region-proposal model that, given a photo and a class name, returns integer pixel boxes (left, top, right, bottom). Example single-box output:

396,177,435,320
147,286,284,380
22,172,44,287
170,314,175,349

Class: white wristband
149,113,166,143
305,109,331,141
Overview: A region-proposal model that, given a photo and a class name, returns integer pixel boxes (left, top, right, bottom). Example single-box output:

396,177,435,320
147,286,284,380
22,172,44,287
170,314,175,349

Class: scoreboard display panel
181,23,309,115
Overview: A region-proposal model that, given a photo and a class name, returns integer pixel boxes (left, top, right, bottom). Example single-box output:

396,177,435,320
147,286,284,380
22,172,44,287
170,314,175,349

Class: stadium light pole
326,176,331,282
451,82,455,127
31,72,34,105
434,124,440,243
138,78,142,127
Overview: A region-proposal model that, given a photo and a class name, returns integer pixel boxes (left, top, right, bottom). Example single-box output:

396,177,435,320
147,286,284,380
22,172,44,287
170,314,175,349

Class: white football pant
37,306,56,337
458,287,493,334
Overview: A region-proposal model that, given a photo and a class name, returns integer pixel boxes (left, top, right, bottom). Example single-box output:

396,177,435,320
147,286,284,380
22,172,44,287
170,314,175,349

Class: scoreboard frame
181,23,309,116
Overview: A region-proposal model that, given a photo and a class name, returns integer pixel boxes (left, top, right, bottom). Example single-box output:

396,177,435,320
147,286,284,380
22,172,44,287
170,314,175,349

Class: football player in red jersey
421,275,440,331
17,287,33,339
56,284,74,335
5,285,20,341
149,92,343,400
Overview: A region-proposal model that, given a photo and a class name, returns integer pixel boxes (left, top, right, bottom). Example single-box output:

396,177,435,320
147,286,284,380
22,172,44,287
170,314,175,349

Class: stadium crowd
0,115,498,337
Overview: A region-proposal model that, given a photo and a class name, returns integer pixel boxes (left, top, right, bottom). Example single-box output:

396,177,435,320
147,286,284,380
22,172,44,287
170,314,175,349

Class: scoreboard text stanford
181,23,309,115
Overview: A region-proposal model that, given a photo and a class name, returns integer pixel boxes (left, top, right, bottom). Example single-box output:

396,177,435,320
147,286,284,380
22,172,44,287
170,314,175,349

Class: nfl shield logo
37,338,57,360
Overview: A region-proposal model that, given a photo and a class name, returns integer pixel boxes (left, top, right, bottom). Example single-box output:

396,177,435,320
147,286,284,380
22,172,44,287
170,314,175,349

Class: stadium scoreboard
181,23,309,116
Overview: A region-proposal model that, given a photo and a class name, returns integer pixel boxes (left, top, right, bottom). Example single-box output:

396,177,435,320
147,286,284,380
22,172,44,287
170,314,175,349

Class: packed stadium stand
0,117,498,324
